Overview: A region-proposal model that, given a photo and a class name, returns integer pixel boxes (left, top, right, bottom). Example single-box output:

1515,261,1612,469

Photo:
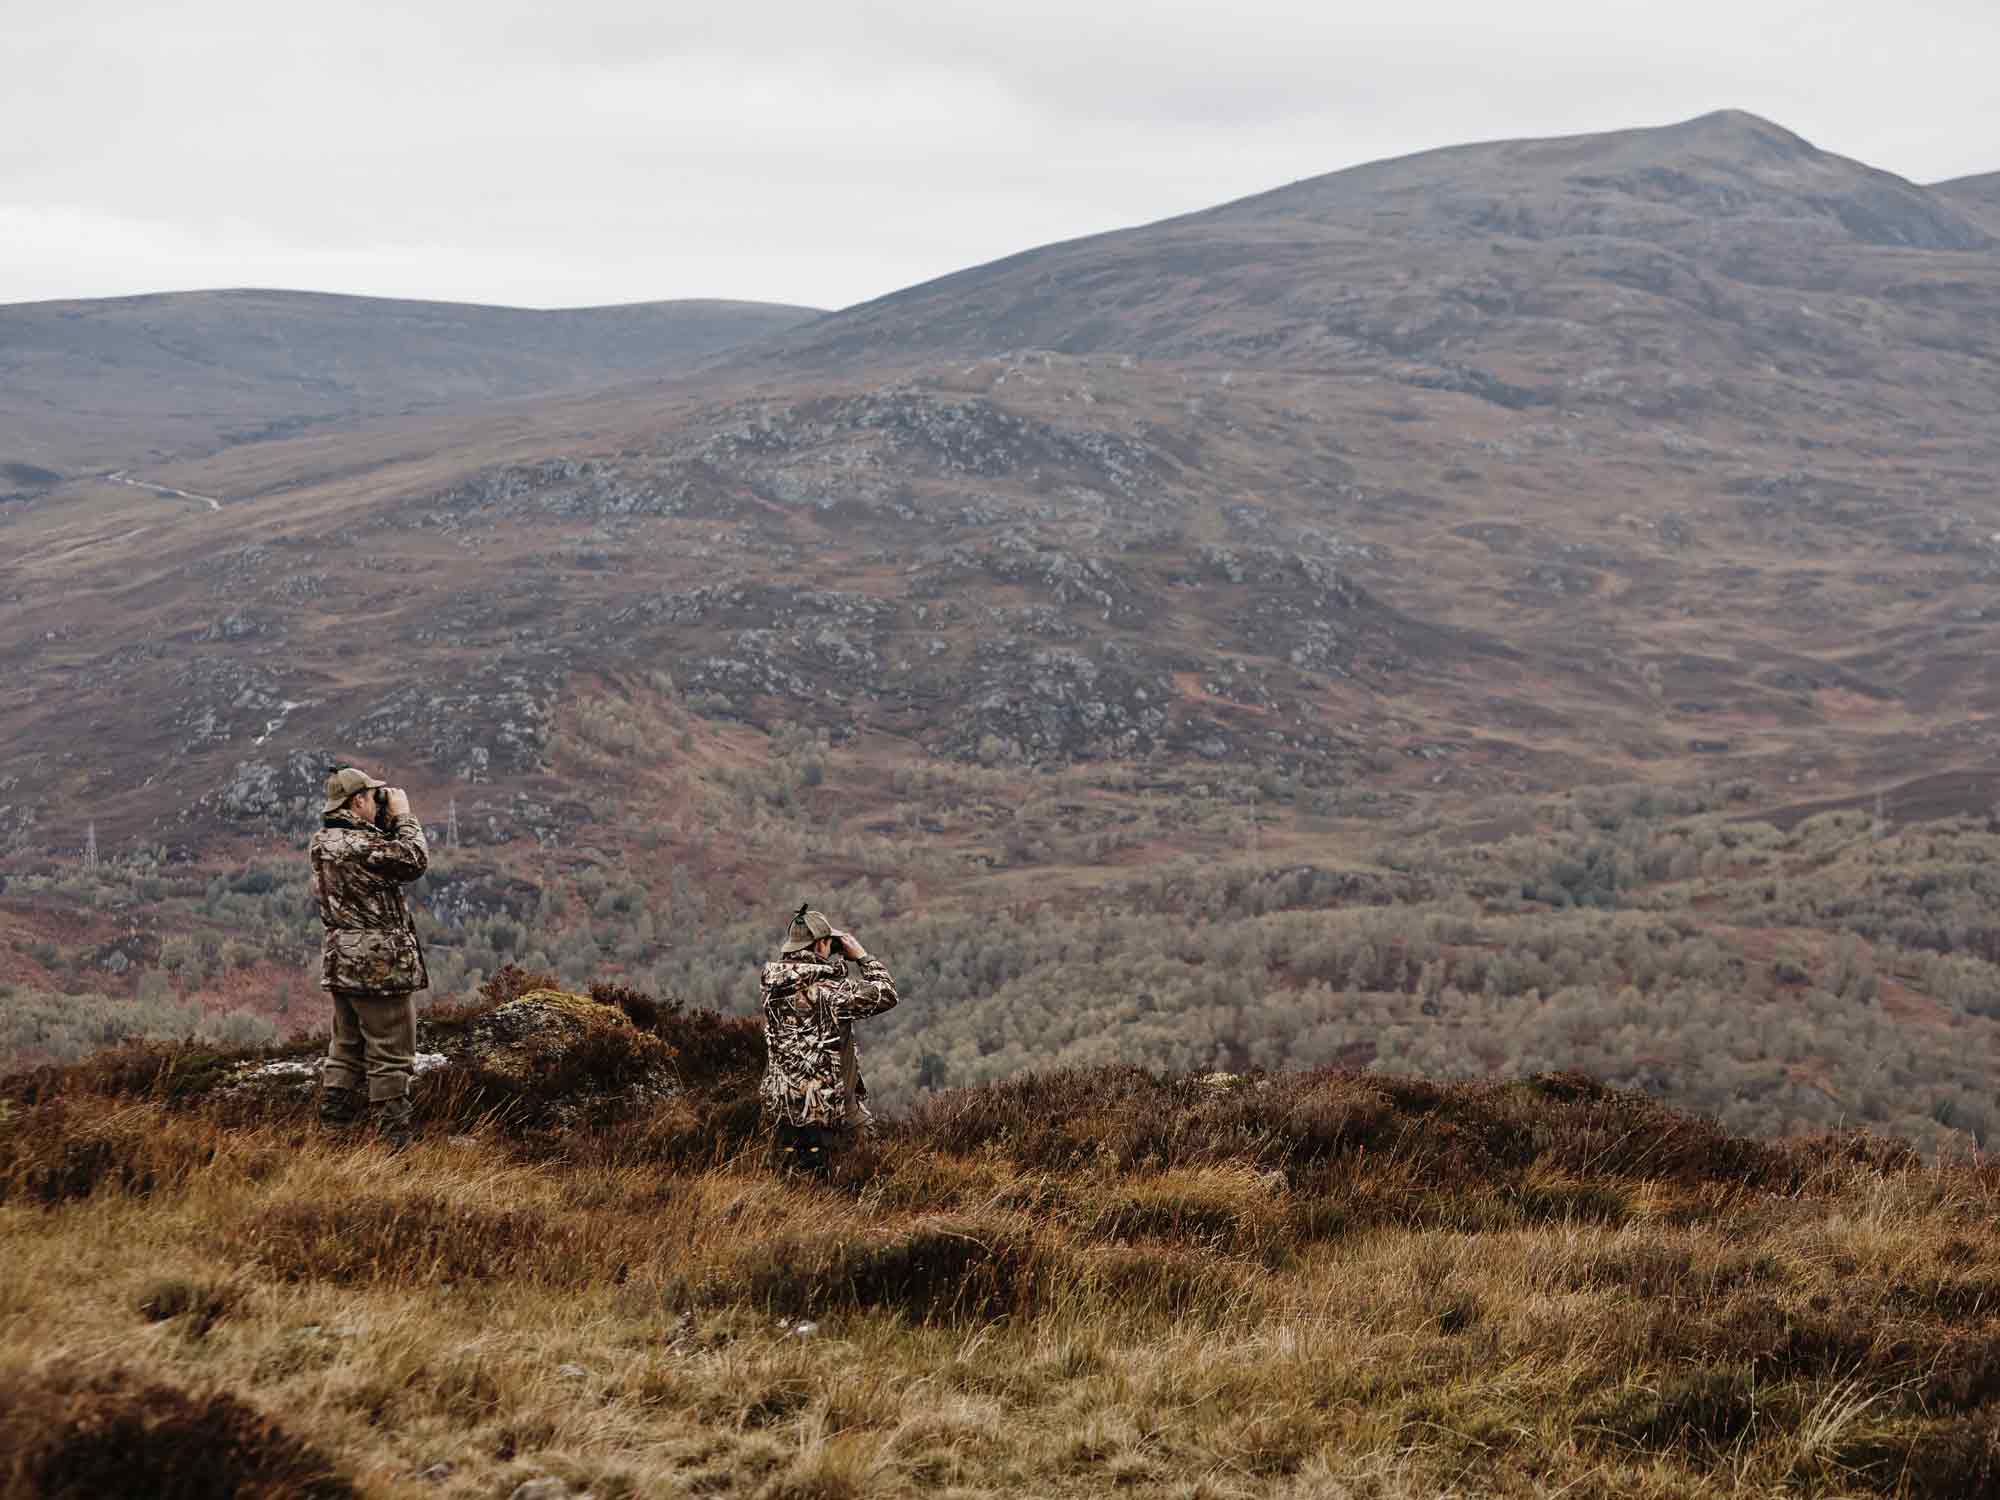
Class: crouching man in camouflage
759,905,899,1173
311,766,430,1146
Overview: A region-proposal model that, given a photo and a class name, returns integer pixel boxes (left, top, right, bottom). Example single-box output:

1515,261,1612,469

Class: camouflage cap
782,904,834,955
323,765,387,817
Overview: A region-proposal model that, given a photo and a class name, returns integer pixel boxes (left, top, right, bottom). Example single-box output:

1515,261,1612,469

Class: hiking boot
318,1086,364,1130
773,1122,837,1176
375,1094,416,1153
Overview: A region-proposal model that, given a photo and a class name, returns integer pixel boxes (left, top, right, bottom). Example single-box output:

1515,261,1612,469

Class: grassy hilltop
4,984,2000,1499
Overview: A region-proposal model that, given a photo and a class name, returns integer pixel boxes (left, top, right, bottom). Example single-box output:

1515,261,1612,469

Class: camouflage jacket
309,811,430,994
758,953,899,1128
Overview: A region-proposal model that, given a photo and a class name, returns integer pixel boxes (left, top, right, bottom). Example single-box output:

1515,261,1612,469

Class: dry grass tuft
134,1275,239,1340
235,1193,585,1286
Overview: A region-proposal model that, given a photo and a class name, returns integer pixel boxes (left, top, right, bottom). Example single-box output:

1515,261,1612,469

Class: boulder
462,989,639,1079
456,989,678,1119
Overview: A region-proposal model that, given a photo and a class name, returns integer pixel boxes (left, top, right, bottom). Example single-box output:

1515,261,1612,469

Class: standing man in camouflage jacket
311,766,430,1145
759,905,899,1172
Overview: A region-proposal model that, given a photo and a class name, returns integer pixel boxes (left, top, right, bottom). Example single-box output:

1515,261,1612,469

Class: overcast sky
6,0,1997,312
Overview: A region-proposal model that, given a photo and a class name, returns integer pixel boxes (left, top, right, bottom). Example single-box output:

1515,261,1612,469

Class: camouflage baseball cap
323,765,387,817
782,904,834,955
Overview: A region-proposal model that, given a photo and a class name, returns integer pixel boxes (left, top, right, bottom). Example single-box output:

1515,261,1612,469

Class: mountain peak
746,109,1993,375
1659,107,1815,152
1200,109,1990,253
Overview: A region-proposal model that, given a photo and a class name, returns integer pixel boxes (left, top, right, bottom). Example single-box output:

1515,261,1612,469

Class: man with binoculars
310,766,430,1146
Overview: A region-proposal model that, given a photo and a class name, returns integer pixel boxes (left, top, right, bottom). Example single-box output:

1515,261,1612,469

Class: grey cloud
5,0,1998,310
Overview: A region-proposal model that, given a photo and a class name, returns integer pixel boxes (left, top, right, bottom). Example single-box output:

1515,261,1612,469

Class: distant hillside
0,288,822,476
747,109,1996,385
1936,169,2000,232
10,108,2000,847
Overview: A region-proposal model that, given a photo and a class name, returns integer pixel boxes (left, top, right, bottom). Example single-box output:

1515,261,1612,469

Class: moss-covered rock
436,988,679,1132
462,988,652,1083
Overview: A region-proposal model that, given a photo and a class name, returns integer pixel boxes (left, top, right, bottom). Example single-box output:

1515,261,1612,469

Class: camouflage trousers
324,988,417,1102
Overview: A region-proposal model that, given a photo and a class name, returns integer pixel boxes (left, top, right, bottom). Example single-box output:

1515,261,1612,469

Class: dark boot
318,1086,364,1130
375,1093,415,1152
774,1122,837,1176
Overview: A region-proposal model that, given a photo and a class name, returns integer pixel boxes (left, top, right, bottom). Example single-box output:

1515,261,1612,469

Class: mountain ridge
1934,168,2000,231
1196,107,1992,248
0,288,824,477
740,108,1995,375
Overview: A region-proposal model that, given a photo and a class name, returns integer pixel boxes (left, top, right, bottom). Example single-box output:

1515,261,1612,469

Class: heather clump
0,1098,281,1206
714,1219,1047,1325
1831,1413,2000,1498
408,974,759,1142
1580,1364,1766,1458
0,1368,356,1500
0,1037,289,1109
902,1064,1819,1236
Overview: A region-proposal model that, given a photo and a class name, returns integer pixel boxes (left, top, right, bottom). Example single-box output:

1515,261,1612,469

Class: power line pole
447,798,459,849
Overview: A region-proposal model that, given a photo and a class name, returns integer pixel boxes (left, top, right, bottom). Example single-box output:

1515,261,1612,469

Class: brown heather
5,991,2000,1498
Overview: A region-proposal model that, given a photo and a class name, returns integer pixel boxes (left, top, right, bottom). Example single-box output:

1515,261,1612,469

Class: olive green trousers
324,988,417,1102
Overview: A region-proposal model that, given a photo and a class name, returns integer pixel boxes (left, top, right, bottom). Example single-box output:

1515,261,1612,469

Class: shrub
3,1040,261,1108
591,978,665,1030
0,990,210,1070
0,1369,356,1500
654,1007,764,1096
477,962,559,1008
714,1220,1044,1325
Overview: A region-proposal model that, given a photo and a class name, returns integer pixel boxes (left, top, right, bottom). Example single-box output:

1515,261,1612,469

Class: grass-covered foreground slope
5,993,2000,1499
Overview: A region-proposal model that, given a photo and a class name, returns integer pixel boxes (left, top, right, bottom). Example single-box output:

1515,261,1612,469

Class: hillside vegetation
3,994,1997,1499
9,720,2000,1155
